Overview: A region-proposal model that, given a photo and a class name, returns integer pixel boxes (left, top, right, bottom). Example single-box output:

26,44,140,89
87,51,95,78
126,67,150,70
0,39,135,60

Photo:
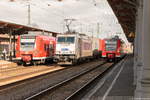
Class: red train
100,37,124,61
15,33,56,65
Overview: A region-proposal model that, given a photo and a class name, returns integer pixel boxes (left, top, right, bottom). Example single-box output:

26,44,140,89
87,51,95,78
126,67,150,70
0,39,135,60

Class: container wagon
92,37,101,58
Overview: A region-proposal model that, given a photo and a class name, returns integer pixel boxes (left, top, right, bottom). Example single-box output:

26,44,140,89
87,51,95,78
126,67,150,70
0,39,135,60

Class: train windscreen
20,36,36,51
105,40,117,51
57,37,75,43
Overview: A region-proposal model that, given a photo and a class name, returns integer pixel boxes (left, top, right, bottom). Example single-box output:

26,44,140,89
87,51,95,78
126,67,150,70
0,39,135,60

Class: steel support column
136,0,150,98
134,0,143,86
134,17,138,85
134,0,144,98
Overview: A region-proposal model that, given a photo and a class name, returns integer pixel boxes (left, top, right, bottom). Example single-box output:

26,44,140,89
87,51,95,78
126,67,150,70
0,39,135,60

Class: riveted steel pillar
134,0,144,98
137,0,143,70
134,0,143,85
137,0,150,98
134,8,139,86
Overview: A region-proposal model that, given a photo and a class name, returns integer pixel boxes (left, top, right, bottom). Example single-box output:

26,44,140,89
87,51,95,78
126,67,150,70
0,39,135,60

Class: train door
44,44,49,57
78,38,82,58
49,42,54,57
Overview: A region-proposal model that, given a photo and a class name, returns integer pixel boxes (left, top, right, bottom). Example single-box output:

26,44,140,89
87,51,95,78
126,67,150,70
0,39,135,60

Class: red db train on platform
100,37,124,61
15,32,56,65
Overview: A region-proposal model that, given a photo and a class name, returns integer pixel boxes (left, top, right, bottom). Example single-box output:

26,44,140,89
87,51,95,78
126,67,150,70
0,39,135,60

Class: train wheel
23,62,27,66
44,59,48,65
17,62,22,65
45,59,53,65
33,62,37,66
72,59,77,65
107,59,112,62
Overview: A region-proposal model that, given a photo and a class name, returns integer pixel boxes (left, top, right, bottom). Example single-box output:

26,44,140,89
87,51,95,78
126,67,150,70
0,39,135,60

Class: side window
49,44,54,50
44,44,49,51
44,44,46,51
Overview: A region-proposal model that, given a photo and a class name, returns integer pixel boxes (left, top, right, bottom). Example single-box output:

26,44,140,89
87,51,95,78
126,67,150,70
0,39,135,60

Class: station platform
87,54,135,100
107,55,135,99
0,60,17,68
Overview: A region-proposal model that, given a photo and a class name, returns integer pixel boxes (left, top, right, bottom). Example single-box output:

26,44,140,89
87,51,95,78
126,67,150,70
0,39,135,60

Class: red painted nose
22,55,32,62
108,54,115,58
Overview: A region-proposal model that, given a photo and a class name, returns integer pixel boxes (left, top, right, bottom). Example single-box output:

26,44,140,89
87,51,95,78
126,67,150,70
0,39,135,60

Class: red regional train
15,33,56,65
100,37,124,61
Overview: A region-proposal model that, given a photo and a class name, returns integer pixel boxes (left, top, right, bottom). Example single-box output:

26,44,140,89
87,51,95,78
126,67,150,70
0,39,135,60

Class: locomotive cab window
57,37,65,43
57,37,75,43
105,40,117,51
20,38,35,51
66,37,75,43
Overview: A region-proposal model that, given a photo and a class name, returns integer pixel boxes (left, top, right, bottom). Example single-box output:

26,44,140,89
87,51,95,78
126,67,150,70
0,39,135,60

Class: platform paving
0,65,64,86
86,55,135,100
109,55,134,94
0,60,17,68
107,55,135,99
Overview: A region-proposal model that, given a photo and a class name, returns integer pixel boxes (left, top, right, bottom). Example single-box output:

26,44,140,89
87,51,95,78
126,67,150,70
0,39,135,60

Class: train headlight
117,49,120,52
70,51,75,54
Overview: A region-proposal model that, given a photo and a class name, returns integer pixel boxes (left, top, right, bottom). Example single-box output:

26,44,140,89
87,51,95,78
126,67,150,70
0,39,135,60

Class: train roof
57,33,92,40
57,33,77,36
57,33,89,37
20,33,56,40
21,31,54,37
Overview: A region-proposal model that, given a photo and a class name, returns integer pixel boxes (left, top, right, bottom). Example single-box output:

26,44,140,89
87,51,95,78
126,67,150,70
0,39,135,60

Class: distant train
54,33,101,65
15,32,56,65
100,37,125,61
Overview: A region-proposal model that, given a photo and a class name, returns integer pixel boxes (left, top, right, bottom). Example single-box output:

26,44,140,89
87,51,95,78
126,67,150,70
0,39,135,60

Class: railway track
26,62,113,100
0,59,105,100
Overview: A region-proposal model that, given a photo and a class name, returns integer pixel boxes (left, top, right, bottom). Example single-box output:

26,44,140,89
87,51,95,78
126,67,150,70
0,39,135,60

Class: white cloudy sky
0,0,128,43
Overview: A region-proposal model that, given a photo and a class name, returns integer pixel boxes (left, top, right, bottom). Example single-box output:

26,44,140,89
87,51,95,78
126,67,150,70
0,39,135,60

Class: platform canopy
0,20,59,37
107,0,137,42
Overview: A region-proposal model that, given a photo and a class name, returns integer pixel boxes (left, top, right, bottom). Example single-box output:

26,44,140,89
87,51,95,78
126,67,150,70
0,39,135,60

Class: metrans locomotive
16,32,56,65
54,33,101,65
